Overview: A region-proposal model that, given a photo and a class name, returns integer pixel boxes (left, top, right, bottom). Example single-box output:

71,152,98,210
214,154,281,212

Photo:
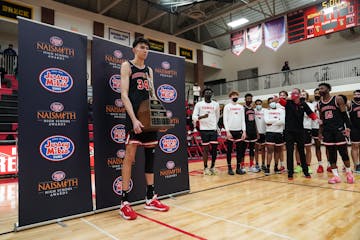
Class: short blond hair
228,90,239,98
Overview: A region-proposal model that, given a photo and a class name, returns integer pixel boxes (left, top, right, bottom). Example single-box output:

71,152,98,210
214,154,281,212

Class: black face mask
204,96,211,103
232,98,238,102
300,97,305,102
314,96,320,101
354,97,360,102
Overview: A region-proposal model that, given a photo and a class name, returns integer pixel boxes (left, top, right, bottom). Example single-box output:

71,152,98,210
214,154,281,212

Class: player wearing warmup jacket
264,97,285,175
241,93,258,172
254,99,266,172
349,89,360,173
276,88,318,180
223,91,246,175
295,91,314,174
277,90,288,172
120,38,169,220
192,88,220,176
318,83,355,184
312,88,326,173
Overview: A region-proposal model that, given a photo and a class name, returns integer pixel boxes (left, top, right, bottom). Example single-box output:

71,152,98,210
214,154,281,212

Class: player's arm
318,103,324,139
147,67,157,99
303,102,317,120
120,61,144,133
336,95,352,132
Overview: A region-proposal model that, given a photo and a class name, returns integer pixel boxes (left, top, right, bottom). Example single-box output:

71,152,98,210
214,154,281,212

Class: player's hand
226,131,233,140
343,128,350,137
133,119,144,134
200,113,209,119
316,119,323,125
318,133,323,140
241,131,247,140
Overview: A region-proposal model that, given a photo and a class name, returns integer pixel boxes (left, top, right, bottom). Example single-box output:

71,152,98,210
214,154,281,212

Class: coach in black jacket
275,88,318,179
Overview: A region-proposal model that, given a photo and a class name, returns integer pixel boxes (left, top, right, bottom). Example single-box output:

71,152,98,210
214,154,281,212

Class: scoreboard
288,0,360,43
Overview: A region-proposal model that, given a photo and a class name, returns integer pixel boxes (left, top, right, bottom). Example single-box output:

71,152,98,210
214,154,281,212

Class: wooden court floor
0,149,360,240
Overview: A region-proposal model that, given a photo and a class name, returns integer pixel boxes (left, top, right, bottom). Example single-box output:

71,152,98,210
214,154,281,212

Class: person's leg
295,132,309,177
226,140,234,175
274,146,281,173
249,142,255,167
314,137,324,173
352,143,360,173
338,144,354,183
144,146,156,200
285,131,295,178
265,144,274,175
236,141,246,174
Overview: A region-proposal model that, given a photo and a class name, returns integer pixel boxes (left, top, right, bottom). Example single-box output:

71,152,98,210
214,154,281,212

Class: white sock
331,169,339,177
318,161,323,165
280,161,284,167
345,167,352,173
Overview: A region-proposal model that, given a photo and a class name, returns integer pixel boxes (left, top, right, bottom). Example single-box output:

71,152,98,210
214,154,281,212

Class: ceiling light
227,18,249,28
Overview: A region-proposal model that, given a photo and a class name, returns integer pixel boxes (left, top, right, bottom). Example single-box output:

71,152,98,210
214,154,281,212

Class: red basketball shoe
145,195,170,212
119,201,137,220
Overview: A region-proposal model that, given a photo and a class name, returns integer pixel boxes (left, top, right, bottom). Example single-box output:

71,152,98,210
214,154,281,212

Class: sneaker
288,176,293,180
305,174,311,179
342,166,346,172
279,166,286,173
264,167,270,176
294,165,302,173
355,164,360,174
228,168,234,175
255,164,261,171
250,166,260,173
119,201,137,220
236,168,246,175
145,195,170,212
317,165,324,173
328,176,341,184
274,167,281,174
203,168,211,176
308,166,313,174
327,166,332,173
346,172,355,184
210,167,217,175
261,165,267,171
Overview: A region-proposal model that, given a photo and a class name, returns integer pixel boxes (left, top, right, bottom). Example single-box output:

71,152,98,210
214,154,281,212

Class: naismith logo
160,161,182,179
161,61,170,70
109,74,121,93
52,171,66,182
159,134,179,154
39,68,73,93
117,149,126,158
50,36,63,47
111,124,126,143
39,135,75,161
166,161,175,169
115,99,124,108
113,50,123,59
157,84,177,103
50,102,64,112
113,177,133,196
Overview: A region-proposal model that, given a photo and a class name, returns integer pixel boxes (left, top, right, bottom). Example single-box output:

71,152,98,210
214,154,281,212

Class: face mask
269,102,276,109
232,98,238,103
246,101,252,106
354,97,360,102
204,96,211,103
314,96,320,101
256,105,262,111
291,93,299,100
300,97,306,102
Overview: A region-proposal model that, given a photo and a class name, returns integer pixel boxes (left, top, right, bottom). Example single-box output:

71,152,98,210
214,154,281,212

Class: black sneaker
236,168,246,175
274,167,281,174
355,164,360,174
228,168,234,175
264,167,270,176
261,165,266,171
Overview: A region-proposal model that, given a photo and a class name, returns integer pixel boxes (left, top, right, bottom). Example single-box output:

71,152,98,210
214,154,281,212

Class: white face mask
256,105,262,111
269,102,276,109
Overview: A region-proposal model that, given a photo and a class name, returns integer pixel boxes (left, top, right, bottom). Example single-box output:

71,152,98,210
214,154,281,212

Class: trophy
137,74,175,132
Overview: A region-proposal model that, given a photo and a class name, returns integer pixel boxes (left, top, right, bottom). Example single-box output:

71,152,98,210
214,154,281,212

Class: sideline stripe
81,218,119,240
137,213,207,240
168,202,294,240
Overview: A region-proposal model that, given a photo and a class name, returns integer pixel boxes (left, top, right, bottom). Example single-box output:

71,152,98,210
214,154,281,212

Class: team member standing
242,93,258,172
275,88,317,180
312,88,325,173
318,83,355,184
264,97,285,175
277,90,288,172
223,91,246,175
349,89,360,173
192,88,220,176
254,99,266,171
120,38,169,220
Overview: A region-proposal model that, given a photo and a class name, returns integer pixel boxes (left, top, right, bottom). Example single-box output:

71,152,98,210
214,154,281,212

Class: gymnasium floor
0,150,359,240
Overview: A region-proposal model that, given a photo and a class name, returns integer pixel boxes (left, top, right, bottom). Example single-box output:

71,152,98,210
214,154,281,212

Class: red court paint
137,213,207,240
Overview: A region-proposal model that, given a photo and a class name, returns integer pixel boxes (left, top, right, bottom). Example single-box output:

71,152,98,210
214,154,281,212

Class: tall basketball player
119,38,169,220
349,90,360,173
318,83,355,184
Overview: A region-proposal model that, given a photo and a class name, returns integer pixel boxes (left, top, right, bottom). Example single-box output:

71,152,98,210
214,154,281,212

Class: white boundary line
80,218,119,240
168,201,295,240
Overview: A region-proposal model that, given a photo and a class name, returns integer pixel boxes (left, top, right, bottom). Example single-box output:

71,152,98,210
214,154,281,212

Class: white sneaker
250,166,260,173
210,167,217,175
203,168,211,175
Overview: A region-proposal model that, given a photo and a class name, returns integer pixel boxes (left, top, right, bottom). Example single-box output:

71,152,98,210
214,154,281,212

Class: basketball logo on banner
39,135,75,161
113,177,133,195
110,124,126,143
159,134,179,154
39,68,74,93
157,84,177,103
109,74,121,93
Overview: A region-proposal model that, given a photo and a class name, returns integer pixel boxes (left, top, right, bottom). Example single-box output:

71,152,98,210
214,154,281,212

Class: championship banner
264,17,285,51
18,18,92,227
92,37,189,210
230,30,246,56
246,24,263,52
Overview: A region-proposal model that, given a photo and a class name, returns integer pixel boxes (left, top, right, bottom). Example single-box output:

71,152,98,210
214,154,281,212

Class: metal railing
208,57,360,97
0,53,18,76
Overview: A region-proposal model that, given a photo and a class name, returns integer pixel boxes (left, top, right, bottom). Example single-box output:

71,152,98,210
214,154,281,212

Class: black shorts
126,131,158,146
245,131,257,142
350,128,360,143
257,133,266,144
312,129,319,139
200,130,218,145
323,129,347,146
304,129,312,146
227,130,243,143
265,132,284,146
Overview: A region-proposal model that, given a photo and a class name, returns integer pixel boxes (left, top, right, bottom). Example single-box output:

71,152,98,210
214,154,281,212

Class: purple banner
264,17,286,51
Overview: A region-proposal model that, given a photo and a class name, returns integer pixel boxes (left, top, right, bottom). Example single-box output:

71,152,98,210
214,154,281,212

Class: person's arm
120,61,144,134
318,103,324,139
336,95,352,134
241,107,246,132
274,109,285,126
192,102,200,122
264,110,276,125
223,105,230,132
303,101,317,120
215,103,220,123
